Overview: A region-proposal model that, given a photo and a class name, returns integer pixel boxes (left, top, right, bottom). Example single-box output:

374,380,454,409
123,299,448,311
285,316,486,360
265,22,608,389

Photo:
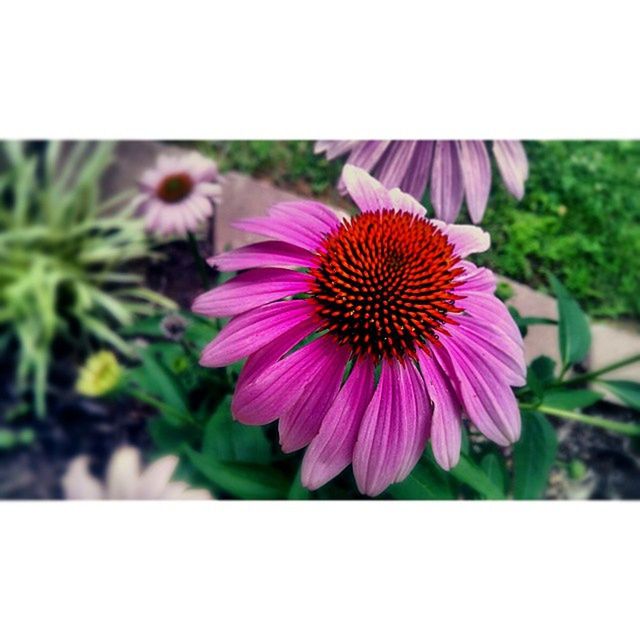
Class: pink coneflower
193,165,526,496
135,151,222,236
62,446,212,500
315,140,529,224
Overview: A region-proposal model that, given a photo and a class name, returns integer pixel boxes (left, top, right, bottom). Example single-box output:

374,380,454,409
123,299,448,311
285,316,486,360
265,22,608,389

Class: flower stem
522,403,640,436
553,353,640,388
187,231,210,290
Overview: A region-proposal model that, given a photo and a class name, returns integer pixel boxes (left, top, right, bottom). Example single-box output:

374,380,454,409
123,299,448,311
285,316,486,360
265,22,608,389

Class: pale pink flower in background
315,140,529,224
62,446,212,500
193,165,526,497
135,151,222,237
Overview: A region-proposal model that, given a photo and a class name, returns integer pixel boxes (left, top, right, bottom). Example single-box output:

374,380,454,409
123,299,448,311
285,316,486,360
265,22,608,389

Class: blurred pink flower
315,140,529,223
194,165,525,496
135,151,222,237
62,446,212,500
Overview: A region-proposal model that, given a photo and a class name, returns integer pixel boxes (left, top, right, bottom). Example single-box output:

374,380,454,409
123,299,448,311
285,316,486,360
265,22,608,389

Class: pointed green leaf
513,410,558,499
451,454,506,500
598,380,640,411
542,388,602,410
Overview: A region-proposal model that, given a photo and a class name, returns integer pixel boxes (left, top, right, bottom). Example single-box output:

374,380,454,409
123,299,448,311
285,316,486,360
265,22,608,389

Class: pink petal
232,336,338,426
418,350,462,470
436,339,521,446
430,221,490,257
341,164,393,213
399,141,435,200
269,201,341,235
456,262,497,294
199,299,315,367
388,187,426,217
352,360,430,496
493,141,529,200
191,268,311,318
430,141,464,223
278,342,350,453
314,140,358,160
62,456,105,500
301,358,375,490
461,290,523,346
457,140,492,224
337,141,390,193
209,241,316,272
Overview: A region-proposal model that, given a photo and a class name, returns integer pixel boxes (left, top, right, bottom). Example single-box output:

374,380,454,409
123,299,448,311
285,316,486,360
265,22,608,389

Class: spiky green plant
0,141,176,416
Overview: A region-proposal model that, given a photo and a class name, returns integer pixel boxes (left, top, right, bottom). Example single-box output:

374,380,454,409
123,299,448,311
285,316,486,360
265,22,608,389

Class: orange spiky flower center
309,210,465,363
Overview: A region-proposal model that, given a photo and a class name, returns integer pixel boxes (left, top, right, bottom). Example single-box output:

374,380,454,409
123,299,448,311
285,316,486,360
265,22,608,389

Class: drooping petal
436,338,521,446
191,268,311,317
209,240,317,272
301,358,375,490
278,342,350,453
399,140,435,201
337,141,390,193
430,220,490,257
314,140,358,160
199,300,315,367
453,321,526,387
456,262,497,294
430,141,465,223
341,164,393,213
418,350,462,470
374,141,418,191
232,336,338,426
269,201,341,236
233,315,320,406
493,141,529,200
352,360,429,496
461,290,523,346
457,140,492,224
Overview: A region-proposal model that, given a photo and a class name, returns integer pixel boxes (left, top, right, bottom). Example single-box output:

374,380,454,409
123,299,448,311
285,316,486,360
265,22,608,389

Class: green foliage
597,380,640,411
0,142,176,415
512,411,558,499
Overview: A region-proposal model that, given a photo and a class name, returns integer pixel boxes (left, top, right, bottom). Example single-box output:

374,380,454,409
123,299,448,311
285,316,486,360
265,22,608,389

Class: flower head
193,165,526,496
315,140,529,224
75,350,122,397
62,446,212,500
135,151,222,237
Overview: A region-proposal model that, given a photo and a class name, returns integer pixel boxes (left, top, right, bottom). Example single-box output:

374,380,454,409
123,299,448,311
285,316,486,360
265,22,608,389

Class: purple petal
493,141,529,200
278,342,350,453
191,268,311,318
456,262,497,294
314,140,358,160
374,141,418,191
399,141,434,201
341,164,393,213
435,339,521,446
461,290,523,346
232,336,340,426
457,141,492,224
199,300,315,367
418,350,462,470
352,360,430,496
430,221,490,257
337,141,390,193
231,201,338,252
301,358,375,490
430,141,464,223
209,241,316,272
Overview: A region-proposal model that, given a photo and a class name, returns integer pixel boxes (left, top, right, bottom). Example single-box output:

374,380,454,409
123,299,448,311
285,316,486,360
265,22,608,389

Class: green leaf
185,448,289,499
542,388,602,410
202,396,271,464
480,452,508,495
513,410,558,499
451,454,506,500
549,274,591,367
598,380,640,411
388,456,456,500
527,356,557,396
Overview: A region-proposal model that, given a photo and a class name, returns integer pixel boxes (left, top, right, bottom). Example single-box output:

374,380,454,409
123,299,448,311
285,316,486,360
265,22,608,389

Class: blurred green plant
0,141,175,416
